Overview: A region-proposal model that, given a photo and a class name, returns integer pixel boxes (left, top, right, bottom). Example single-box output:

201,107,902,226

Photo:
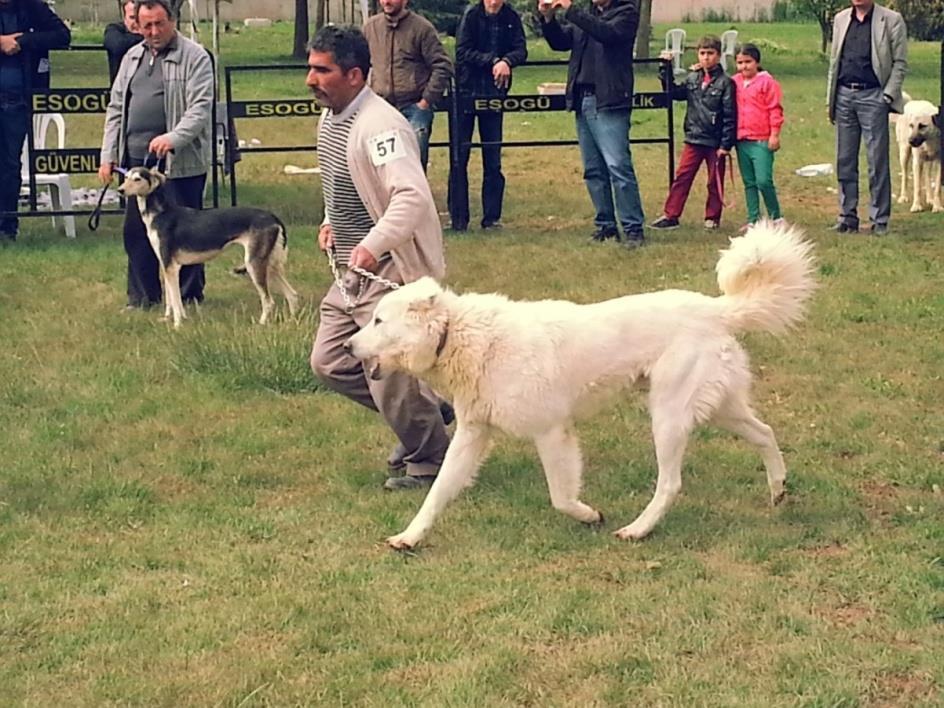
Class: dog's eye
374,316,382,325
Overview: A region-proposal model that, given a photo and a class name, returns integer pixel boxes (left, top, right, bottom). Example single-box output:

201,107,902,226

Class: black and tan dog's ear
152,170,168,187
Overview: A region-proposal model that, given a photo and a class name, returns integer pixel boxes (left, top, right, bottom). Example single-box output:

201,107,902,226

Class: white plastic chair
665,28,687,77
20,112,76,238
720,29,738,71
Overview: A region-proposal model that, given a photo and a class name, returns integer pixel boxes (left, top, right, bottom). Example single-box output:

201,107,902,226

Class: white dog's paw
897,195,908,204
386,532,420,551
910,203,925,213
932,204,944,213
770,480,787,506
614,522,651,541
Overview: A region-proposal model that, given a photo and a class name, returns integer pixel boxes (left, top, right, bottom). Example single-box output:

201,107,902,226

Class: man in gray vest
826,0,907,235
99,0,213,308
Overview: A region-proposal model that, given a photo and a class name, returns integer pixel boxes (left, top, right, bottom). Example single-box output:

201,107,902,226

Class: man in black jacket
0,0,70,241
447,0,526,231
539,0,645,248
103,0,142,85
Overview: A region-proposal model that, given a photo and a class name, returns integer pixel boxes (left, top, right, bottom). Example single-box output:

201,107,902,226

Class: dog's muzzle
909,135,927,147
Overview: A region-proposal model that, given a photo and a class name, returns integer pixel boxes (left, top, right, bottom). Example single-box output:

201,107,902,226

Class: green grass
2,20,943,706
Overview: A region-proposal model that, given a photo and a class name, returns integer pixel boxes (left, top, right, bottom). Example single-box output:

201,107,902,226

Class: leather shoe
383,474,436,490
831,222,858,234
870,223,888,235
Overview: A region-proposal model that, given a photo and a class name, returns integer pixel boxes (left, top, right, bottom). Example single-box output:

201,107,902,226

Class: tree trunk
293,0,310,59
315,0,327,31
635,0,652,59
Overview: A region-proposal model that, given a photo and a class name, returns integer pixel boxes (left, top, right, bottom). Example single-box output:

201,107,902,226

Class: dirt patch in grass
865,670,939,707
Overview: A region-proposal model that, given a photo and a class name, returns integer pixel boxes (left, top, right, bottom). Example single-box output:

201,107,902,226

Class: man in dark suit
103,0,143,85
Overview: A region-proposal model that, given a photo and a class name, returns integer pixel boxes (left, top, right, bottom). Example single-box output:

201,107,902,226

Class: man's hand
417,98,430,111
768,134,781,152
98,162,115,185
492,60,511,90
0,33,22,55
348,244,378,272
148,134,174,158
717,148,730,157
658,49,674,62
536,0,555,20
318,223,334,251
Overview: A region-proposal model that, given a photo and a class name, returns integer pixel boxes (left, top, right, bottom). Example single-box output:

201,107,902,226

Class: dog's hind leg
244,258,275,324
713,394,787,506
534,425,602,525
267,244,299,315
387,424,491,550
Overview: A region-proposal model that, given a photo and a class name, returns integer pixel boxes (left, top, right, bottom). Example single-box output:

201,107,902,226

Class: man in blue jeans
363,0,453,172
539,0,645,248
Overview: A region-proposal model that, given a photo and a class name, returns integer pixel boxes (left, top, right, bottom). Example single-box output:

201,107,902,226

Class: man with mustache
307,25,451,490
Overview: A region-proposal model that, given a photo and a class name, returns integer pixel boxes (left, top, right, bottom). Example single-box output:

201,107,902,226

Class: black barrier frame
224,58,676,208
2,43,219,226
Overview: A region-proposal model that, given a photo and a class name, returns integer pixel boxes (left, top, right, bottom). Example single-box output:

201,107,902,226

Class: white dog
347,222,816,550
895,97,942,212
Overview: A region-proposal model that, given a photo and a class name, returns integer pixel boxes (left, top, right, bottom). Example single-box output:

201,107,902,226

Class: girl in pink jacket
733,43,784,226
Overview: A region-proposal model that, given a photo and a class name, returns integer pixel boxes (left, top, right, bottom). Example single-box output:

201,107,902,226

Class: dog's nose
342,339,353,354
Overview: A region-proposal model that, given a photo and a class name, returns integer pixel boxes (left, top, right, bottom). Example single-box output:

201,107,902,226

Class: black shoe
0,231,16,243
622,233,646,250
448,221,468,232
383,474,436,490
831,222,858,234
481,220,503,230
870,223,888,235
588,226,619,243
650,216,680,230
386,443,408,472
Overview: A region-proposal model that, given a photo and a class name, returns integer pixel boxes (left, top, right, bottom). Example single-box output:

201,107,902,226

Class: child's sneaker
738,222,756,234
650,216,680,229
703,219,720,230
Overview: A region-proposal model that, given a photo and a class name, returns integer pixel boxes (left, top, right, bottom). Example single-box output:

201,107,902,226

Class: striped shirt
319,106,377,266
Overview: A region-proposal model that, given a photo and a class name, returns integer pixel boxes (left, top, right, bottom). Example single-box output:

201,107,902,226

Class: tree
792,0,846,53
635,0,651,59
293,0,310,59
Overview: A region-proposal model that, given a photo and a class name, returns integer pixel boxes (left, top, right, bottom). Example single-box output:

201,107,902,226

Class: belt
841,82,878,90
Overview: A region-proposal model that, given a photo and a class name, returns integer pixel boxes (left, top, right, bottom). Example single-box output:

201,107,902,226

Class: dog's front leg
930,158,943,212
163,263,186,328
911,152,926,212
897,141,910,204
387,424,491,550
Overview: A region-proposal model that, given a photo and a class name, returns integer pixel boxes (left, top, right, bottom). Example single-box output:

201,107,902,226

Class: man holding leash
307,25,450,490
99,0,213,310
826,0,907,235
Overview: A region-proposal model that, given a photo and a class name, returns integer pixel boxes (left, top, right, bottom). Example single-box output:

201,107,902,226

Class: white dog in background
347,222,817,550
895,96,942,212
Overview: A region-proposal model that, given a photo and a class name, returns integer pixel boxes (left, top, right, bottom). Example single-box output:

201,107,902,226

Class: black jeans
0,94,29,236
447,109,505,228
124,160,206,307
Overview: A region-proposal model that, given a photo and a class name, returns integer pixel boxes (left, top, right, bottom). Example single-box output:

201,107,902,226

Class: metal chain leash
326,247,400,314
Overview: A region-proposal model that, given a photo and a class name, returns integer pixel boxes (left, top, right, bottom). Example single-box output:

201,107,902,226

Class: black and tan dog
118,166,299,328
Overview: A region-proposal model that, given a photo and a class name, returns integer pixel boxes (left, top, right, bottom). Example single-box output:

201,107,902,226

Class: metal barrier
223,58,676,208
2,44,219,228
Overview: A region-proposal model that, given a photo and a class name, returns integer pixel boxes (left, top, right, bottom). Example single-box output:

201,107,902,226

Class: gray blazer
100,32,214,178
826,3,908,121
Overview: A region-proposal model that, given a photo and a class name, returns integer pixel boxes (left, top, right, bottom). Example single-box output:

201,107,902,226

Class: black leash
87,178,113,232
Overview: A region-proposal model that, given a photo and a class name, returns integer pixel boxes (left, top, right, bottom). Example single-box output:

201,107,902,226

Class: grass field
1,19,943,706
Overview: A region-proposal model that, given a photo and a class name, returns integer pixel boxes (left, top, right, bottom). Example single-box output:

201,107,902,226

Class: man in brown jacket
363,0,453,171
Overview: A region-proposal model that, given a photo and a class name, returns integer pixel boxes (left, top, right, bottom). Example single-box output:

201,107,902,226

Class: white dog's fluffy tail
716,220,816,334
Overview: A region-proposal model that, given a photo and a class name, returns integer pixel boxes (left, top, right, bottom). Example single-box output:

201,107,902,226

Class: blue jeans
399,103,434,172
0,94,29,236
447,108,504,228
575,95,645,233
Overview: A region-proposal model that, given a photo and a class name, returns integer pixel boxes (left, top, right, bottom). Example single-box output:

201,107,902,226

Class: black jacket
455,3,527,97
0,0,70,92
103,22,142,85
540,0,638,111
663,62,737,150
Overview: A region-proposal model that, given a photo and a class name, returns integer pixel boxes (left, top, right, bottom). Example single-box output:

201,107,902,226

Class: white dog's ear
152,169,167,186
405,277,443,313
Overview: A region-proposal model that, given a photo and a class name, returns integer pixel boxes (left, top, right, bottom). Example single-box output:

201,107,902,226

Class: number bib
368,130,406,166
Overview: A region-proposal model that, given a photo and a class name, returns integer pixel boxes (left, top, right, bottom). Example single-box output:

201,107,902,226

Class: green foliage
413,0,470,35
891,0,944,41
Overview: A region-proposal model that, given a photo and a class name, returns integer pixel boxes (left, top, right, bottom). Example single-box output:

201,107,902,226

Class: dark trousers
124,162,206,307
0,95,29,236
663,143,726,223
447,109,505,228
